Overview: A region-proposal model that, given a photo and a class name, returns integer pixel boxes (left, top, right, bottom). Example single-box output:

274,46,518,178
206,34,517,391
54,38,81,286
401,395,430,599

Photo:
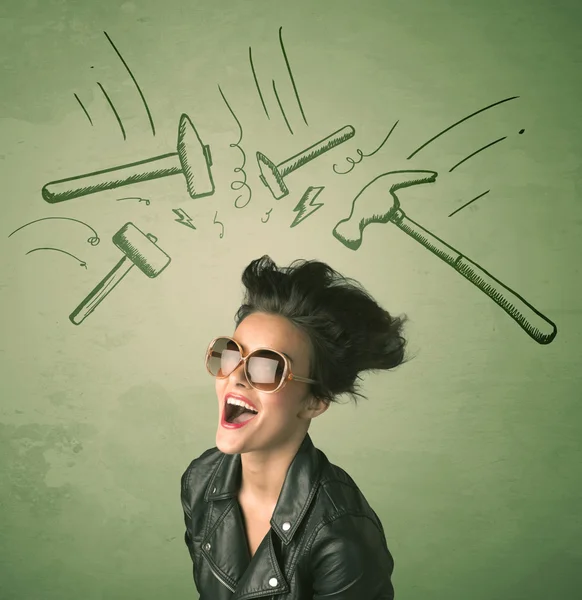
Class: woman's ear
301,395,330,419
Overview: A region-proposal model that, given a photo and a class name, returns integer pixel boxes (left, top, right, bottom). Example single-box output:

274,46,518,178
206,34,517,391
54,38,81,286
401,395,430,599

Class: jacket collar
204,432,324,545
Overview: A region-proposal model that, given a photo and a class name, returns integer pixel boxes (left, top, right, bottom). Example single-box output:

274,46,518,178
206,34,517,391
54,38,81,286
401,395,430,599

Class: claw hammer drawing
333,170,557,345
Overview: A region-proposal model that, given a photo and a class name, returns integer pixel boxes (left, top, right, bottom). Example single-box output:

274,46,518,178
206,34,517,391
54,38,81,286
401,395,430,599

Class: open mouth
224,399,259,425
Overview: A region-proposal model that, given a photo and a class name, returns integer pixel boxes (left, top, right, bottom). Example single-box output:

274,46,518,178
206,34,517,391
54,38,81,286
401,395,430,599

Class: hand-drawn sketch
406,96,519,160
116,197,151,205
14,21,553,348
172,208,196,230
249,26,309,130
42,113,214,204
449,136,506,172
290,186,324,227
26,248,88,269
257,125,355,199
449,190,490,217
278,27,309,127
8,216,101,246
213,211,224,239
332,171,557,345
97,81,126,140
74,93,93,126
69,222,171,325
333,121,399,175
249,46,270,120
218,85,252,209
103,31,156,136
272,79,295,135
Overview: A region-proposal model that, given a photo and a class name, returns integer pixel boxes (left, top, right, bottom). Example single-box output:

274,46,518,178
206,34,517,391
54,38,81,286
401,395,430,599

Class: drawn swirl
333,121,399,175
218,85,252,209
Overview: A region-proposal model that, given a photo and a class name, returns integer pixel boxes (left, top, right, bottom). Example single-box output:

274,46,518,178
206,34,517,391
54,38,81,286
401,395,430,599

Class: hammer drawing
43,114,214,204
333,170,557,345
257,125,355,199
69,222,171,325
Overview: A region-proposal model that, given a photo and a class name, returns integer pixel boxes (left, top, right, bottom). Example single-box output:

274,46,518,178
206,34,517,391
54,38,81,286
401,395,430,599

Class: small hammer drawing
257,125,355,199
333,170,557,345
69,222,171,325
43,114,214,204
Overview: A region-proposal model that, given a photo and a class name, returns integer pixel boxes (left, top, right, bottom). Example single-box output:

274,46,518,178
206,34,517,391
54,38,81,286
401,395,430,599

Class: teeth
226,397,258,413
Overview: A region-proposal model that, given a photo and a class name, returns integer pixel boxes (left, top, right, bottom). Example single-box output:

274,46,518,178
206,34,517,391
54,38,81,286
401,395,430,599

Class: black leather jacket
180,433,395,599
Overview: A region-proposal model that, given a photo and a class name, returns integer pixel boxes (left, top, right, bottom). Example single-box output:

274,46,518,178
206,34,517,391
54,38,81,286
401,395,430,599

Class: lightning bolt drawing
172,208,196,230
290,186,325,228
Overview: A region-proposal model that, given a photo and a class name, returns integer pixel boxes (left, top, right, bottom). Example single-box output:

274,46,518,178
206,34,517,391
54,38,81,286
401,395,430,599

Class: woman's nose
229,360,249,386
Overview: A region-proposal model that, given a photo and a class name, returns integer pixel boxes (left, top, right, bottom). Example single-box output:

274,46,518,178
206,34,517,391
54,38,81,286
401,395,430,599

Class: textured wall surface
1,1,581,598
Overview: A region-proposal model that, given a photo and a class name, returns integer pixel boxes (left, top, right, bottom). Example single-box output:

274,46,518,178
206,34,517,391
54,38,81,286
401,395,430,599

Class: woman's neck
238,434,305,506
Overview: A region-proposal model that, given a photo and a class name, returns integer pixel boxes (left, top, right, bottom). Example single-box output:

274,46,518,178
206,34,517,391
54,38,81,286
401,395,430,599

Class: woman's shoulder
315,449,383,523
180,446,222,494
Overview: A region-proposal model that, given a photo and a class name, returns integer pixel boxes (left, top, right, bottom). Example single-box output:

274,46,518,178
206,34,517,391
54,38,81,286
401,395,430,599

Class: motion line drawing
116,197,150,205
332,171,557,345
407,96,519,160
103,31,156,136
249,46,270,120
8,216,101,246
257,125,355,200
26,247,87,268
278,26,308,126
74,93,93,126
272,79,294,135
449,136,506,172
69,222,171,325
97,81,126,140
449,190,490,217
42,114,214,204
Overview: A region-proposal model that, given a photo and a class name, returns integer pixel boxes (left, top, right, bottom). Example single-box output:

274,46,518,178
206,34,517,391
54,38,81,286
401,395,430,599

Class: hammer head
333,170,438,250
112,222,171,278
177,114,215,199
256,151,288,200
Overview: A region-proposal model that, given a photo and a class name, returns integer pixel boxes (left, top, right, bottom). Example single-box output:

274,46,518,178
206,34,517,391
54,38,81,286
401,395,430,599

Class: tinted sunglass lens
207,338,241,377
247,350,285,391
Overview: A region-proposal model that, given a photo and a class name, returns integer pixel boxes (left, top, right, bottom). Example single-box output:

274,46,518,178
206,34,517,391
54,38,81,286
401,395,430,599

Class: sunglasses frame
205,335,318,393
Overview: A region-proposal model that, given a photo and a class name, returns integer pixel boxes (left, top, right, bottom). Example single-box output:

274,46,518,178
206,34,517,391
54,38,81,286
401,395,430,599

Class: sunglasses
205,336,318,393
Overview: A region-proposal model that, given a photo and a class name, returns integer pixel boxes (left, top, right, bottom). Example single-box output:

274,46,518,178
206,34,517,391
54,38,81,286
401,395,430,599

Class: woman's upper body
180,255,407,599
181,432,395,599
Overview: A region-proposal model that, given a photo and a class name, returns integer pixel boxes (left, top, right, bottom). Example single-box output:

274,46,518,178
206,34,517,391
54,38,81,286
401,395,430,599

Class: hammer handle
278,126,356,176
43,153,181,203
392,209,557,344
69,256,134,325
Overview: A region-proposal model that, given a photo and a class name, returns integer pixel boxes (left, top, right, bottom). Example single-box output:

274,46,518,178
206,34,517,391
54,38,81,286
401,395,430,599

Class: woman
180,255,408,599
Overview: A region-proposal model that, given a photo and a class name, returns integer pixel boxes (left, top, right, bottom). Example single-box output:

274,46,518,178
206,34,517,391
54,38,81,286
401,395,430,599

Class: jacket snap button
204,543,211,551
268,577,278,587
212,487,216,493
282,522,291,531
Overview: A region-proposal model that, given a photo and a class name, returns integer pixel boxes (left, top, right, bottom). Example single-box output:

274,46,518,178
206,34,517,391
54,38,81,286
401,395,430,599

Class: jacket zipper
206,557,236,593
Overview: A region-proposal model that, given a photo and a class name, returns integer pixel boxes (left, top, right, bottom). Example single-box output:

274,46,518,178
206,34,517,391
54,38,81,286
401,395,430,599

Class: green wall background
1,1,581,598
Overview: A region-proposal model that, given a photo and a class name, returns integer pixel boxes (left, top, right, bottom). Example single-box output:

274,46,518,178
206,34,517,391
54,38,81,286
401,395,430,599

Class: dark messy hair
234,255,409,406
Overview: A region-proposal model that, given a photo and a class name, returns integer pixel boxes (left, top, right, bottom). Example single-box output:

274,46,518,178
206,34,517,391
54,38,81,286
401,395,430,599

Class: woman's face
215,311,328,456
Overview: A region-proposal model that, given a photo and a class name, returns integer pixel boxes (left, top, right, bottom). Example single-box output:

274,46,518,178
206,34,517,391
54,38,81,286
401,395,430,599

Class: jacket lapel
200,434,325,598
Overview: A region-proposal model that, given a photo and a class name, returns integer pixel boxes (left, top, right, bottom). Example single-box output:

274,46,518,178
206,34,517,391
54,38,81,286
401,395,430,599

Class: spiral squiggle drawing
218,85,252,209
